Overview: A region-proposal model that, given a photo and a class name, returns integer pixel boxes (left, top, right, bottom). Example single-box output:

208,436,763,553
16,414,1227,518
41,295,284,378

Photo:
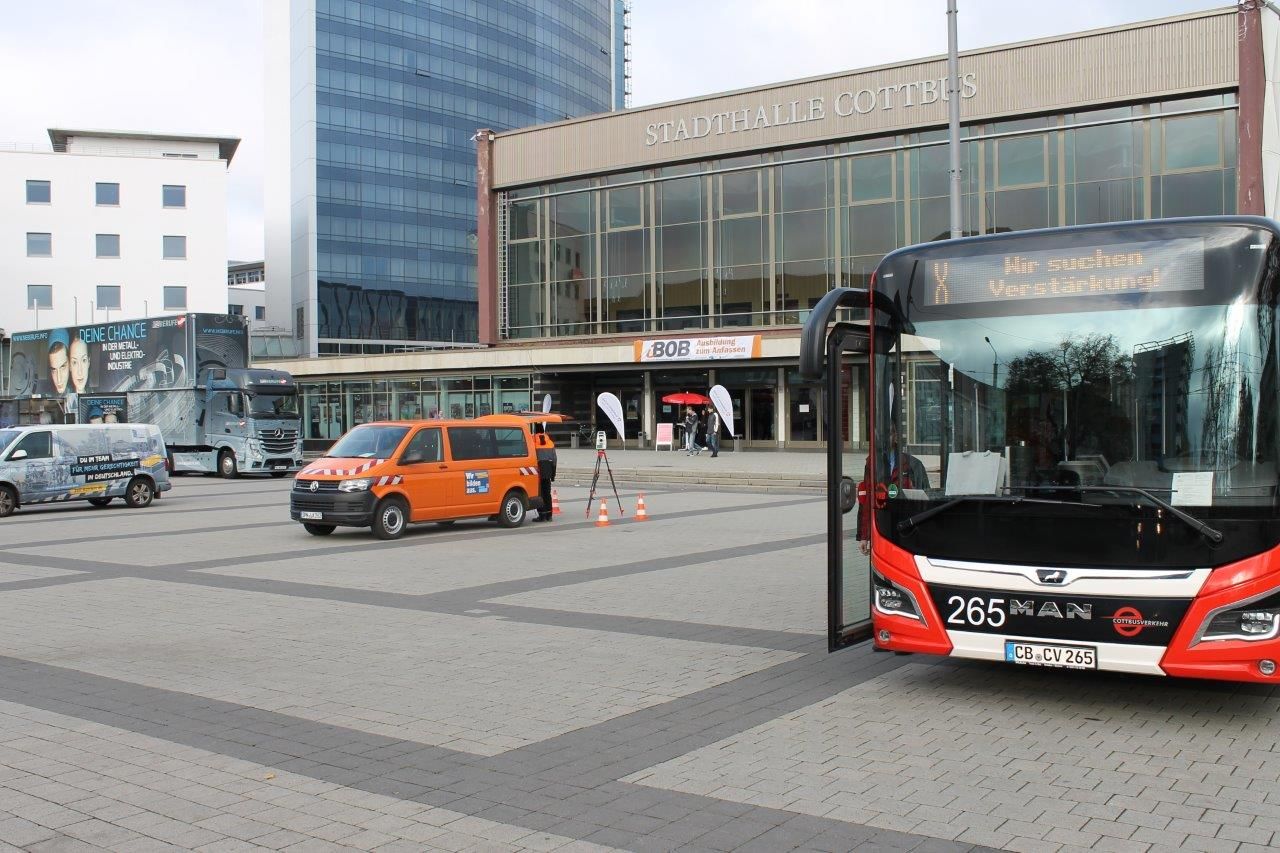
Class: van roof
353,416,535,429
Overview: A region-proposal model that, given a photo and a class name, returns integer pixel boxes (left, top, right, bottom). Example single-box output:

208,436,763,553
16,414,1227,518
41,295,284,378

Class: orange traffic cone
551,488,562,516
635,492,649,521
595,499,611,527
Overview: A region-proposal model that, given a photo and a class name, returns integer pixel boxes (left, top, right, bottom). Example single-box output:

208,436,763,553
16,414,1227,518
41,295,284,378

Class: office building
1,128,238,334
265,0,632,358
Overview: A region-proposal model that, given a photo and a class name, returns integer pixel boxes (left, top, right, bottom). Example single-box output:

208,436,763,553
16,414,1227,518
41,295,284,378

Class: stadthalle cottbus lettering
644,73,978,146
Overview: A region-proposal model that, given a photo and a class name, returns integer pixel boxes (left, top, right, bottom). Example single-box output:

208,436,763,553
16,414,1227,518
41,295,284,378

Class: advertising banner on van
5,314,249,401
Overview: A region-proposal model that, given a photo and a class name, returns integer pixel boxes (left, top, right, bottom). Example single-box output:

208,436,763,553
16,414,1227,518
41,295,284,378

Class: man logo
1037,569,1068,584
309,481,318,493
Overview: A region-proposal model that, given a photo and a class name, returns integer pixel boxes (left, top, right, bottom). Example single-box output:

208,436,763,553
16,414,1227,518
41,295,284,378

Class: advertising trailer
4,314,303,477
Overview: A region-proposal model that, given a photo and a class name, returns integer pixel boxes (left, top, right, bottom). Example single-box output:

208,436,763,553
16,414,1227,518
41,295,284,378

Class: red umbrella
662,391,711,405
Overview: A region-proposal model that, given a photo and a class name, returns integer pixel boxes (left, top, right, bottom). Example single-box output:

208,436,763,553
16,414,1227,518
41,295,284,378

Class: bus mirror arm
799,287,914,380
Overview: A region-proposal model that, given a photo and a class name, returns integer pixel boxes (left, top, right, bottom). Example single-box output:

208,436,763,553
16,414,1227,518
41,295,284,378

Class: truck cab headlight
873,570,924,622
1198,589,1280,643
337,478,373,493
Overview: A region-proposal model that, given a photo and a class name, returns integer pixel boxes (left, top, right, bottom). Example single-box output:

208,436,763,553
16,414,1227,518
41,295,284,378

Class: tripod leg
602,452,624,514
585,453,603,517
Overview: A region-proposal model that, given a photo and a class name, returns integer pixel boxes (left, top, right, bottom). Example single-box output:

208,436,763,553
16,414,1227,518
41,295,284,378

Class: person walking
532,422,557,522
706,408,721,458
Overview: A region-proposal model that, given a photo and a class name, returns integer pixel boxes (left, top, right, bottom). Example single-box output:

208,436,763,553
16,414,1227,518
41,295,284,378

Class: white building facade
1,129,238,336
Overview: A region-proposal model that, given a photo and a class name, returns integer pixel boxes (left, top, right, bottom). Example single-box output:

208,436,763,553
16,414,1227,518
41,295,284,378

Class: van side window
446,427,528,461
401,427,442,464
9,431,52,460
493,428,528,458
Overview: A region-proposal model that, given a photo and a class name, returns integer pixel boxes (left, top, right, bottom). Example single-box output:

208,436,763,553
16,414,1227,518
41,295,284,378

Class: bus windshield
871,220,1280,568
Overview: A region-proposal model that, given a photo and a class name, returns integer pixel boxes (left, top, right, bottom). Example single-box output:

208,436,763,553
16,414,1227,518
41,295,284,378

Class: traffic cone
635,492,649,521
595,499,611,527
551,488,562,516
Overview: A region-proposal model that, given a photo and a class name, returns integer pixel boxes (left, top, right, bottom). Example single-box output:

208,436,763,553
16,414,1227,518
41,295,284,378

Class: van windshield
326,425,409,459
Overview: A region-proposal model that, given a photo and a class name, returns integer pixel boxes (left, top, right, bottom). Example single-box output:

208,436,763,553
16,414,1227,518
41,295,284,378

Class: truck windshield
326,424,409,459
248,392,299,419
871,221,1280,568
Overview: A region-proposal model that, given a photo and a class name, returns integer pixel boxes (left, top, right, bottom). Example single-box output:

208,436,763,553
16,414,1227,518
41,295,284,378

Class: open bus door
801,286,912,651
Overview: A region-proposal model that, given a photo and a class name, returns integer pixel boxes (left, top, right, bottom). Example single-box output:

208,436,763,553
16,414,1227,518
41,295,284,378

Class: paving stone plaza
0,475,1278,852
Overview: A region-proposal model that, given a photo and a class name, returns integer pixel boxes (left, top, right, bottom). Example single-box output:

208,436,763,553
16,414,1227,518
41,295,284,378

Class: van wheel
218,450,238,479
372,497,408,540
124,477,154,509
0,486,16,518
88,497,113,507
497,491,527,528
303,523,335,536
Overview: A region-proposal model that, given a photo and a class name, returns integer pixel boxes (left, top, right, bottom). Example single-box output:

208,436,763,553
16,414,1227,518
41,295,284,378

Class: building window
26,180,50,204
26,232,52,257
254,306,266,321
163,235,186,259
163,286,187,311
96,182,120,206
163,184,186,208
228,303,244,316
96,234,120,258
27,284,52,309
96,285,121,310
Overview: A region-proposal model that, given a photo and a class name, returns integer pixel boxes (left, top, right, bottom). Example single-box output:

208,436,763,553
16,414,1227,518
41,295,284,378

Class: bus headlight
338,478,373,493
1198,589,1280,642
873,570,924,622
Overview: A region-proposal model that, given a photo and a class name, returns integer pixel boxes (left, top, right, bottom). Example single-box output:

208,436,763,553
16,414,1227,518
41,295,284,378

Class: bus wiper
1016,486,1225,544
897,495,1079,534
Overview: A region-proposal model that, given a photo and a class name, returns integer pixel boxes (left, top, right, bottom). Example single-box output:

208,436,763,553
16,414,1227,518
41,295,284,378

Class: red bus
800,217,1280,683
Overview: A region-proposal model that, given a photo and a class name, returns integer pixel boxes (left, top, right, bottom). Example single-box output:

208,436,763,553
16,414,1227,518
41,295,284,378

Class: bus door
801,287,911,651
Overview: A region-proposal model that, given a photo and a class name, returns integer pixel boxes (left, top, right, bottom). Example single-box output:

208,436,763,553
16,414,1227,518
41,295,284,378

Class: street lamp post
985,336,998,387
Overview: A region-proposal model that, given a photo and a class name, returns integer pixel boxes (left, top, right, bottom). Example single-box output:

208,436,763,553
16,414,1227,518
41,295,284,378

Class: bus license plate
1004,641,1096,670
300,511,323,521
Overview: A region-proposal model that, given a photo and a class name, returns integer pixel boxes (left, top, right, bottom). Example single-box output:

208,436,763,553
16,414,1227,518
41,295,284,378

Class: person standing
706,408,721,458
682,406,698,453
533,422,557,522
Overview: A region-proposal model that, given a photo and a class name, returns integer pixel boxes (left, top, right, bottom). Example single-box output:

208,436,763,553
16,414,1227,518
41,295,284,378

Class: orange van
289,416,543,539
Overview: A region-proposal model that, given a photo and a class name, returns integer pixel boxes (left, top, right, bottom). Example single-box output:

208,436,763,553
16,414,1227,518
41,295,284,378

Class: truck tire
124,477,155,509
0,485,16,518
303,522,335,536
497,491,527,528
371,497,408,540
87,497,112,507
218,450,238,479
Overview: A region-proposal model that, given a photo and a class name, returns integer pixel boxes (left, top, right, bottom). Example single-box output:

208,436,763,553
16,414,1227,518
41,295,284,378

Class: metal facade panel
493,10,1237,187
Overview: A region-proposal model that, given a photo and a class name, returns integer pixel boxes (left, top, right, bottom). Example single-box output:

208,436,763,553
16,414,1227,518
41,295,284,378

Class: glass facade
501,94,1238,339
313,0,620,354
297,373,533,447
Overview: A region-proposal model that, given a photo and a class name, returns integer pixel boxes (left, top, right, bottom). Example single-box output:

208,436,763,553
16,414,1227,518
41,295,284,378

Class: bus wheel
124,477,155,509
87,497,112,507
0,485,16,518
218,450,238,479
497,491,527,528
371,497,408,540
303,522,335,536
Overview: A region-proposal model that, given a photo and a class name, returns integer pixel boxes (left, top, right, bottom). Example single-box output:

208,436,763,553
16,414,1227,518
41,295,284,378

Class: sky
1,0,1224,263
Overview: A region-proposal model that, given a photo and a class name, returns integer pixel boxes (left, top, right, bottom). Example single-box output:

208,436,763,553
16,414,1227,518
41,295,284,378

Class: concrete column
1238,2,1265,215
776,365,787,449
475,128,498,344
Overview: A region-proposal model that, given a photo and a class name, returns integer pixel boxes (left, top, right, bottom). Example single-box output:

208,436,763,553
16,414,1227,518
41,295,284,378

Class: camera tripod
584,448,625,519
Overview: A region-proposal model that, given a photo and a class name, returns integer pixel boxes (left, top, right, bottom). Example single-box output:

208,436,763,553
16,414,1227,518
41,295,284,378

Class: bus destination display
924,237,1205,307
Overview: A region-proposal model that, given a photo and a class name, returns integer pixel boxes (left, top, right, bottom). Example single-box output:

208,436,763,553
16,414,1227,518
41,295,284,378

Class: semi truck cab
184,368,304,478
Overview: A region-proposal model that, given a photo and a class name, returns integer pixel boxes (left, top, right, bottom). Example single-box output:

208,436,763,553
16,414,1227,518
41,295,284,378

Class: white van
0,424,172,517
